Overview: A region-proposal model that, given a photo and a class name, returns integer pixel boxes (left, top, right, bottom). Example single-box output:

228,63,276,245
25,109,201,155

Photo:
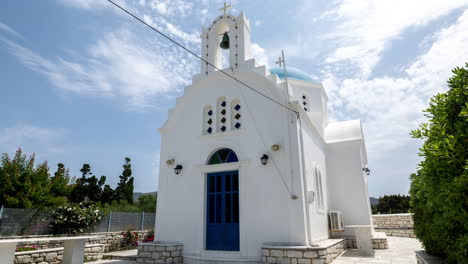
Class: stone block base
137,242,183,264
261,239,345,264
344,232,388,250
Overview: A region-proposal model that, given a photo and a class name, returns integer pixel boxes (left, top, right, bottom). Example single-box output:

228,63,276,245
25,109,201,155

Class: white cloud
0,124,64,154
0,22,23,39
325,10,468,157
250,43,269,67
2,28,197,110
57,0,109,9
165,21,200,44
323,0,468,76
148,0,193,17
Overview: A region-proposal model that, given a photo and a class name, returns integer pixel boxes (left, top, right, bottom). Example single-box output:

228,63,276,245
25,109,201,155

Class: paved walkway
87,260,137,264
332,236,423,264
88,236,423,264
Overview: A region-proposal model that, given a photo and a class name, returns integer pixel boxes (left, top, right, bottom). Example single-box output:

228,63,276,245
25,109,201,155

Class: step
103,249,138,261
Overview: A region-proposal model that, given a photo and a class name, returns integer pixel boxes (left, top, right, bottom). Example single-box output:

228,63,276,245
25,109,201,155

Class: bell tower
200,2,251,75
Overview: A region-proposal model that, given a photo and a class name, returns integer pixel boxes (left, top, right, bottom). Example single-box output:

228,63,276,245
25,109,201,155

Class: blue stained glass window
207,148,239,165
208,110,213,116
234,104,241,111
221,101,227,107
234,123,241,129
207,127,212,134
221,126,226,132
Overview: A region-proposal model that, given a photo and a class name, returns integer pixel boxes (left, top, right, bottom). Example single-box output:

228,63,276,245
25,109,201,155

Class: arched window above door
207,148,239,165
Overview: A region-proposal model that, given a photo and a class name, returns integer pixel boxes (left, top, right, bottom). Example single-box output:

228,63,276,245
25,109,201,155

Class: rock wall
9,230,150,252
6,230,151,264
137,243,183,264
14,244,105,264
372,214,416,238
261,239,345,264
345,232,389,249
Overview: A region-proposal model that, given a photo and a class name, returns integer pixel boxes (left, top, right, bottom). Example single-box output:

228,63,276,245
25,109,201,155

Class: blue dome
269,67,315,82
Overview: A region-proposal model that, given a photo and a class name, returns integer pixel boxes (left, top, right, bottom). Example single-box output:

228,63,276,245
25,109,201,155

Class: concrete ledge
14,243,106,263
184,254,258,264
415,251,447,264
344,232,389,250
262,239,345,264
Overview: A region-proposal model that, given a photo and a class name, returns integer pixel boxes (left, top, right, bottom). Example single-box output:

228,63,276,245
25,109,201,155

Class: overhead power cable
106,0,298,114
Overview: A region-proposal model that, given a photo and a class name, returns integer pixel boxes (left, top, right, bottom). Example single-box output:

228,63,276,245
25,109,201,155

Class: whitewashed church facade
154,8,373,264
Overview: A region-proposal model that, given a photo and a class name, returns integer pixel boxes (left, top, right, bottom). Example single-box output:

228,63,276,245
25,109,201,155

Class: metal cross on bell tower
219,1,232,15
275,56,284,68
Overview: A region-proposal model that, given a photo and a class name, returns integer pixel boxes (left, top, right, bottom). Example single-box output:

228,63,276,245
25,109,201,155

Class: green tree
100,184,115,204
50,163,72,198
115,157,134,204
68,164,107,203
0,149,67,208
410,63,468,263
371,194,410,214
136,193,157,212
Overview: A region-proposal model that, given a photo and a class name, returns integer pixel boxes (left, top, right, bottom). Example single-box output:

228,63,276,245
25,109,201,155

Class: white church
153,5,374,264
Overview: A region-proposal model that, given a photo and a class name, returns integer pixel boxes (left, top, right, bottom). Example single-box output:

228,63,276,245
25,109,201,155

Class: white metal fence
0,206,155,236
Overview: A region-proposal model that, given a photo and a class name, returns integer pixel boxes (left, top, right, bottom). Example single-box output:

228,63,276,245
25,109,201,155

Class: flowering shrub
16,246,37,252
121,228,139,247
142,230,155,243
49,203,103,235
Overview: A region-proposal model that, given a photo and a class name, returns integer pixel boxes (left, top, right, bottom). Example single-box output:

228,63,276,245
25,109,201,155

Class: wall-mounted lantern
260,154,269,165
271,144,281,151
174,165,183,175
362,167,370,176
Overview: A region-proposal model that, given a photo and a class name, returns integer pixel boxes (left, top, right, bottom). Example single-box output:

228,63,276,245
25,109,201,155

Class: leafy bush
371,194,410,214
49,203,103,235
121,228,139,248
16,246,37,252
143,229,155,243
410,63,468,263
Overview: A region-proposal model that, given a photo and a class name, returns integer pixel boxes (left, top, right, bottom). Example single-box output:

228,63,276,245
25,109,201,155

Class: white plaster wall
325,140,372,236
289,81,327,137
155,69,308,259
299,115,330,243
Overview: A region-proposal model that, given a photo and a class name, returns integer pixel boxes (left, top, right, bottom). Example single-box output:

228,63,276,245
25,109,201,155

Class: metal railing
0,206,155,236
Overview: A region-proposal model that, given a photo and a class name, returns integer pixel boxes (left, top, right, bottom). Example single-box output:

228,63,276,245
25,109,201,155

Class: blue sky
1,0,467,197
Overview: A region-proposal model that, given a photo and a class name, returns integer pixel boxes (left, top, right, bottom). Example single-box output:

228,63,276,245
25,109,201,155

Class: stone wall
7,230,151,264
346,233,388,249
137,242,183,264
261,239,345,264
14,243,104,264
9,230,150,252
372,214,415,238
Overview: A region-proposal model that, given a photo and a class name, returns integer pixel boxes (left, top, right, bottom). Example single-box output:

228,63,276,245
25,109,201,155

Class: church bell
219,32,230,49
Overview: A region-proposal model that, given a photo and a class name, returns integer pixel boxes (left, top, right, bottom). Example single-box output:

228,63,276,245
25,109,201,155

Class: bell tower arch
200,6,251,75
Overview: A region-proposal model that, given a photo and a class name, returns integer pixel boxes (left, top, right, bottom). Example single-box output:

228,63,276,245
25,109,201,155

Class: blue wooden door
206,171,239,251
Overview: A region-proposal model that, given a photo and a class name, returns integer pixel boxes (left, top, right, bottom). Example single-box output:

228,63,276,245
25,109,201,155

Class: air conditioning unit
329,211,344,232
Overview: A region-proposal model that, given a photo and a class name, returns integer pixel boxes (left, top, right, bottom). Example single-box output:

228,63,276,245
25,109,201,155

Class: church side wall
155,71,308,260
326,140,372,237
300,119,329,243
